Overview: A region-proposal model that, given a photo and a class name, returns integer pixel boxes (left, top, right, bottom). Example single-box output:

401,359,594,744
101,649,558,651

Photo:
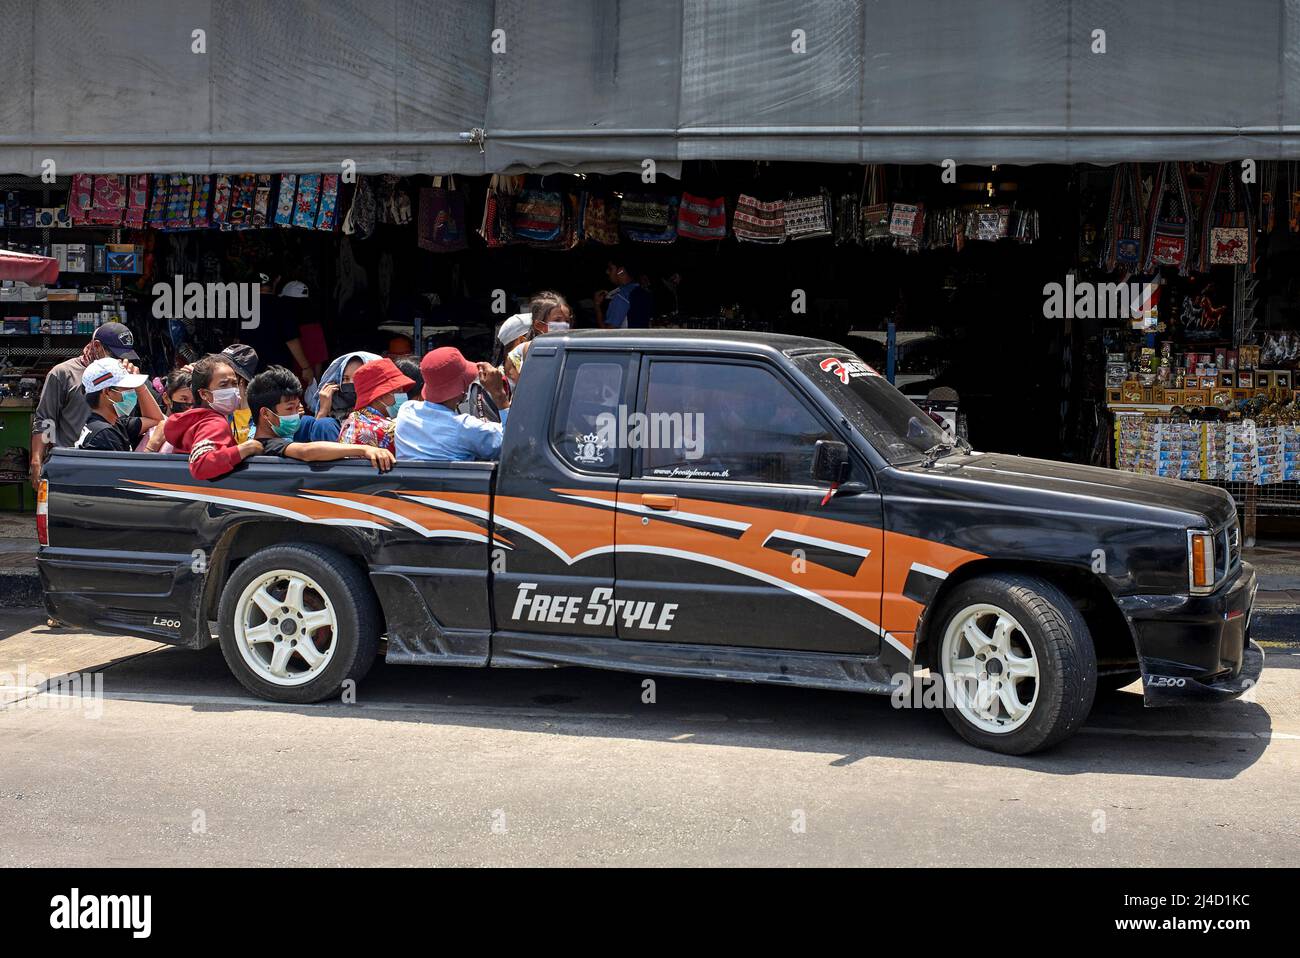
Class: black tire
217,543,380,704
1096,671,1141,695
930,573,1096,755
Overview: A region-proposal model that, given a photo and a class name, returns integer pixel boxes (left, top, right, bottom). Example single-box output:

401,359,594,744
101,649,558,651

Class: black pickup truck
38,330,1262,754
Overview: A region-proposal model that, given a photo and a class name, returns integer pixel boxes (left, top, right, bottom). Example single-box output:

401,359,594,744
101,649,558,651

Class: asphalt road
1,611,1297,867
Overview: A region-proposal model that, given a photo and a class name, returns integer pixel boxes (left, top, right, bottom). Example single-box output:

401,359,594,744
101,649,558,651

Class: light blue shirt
395,400,508,461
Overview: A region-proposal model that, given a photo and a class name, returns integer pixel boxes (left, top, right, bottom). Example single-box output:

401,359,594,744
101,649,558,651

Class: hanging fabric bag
677,193,726,241
733,194,786,243
417,175,467,250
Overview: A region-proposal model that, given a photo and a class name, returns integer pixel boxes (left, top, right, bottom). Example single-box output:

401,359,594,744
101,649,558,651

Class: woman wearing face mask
339,358,415,452
136,368,194,453
163,354,264,480
305,350,380,423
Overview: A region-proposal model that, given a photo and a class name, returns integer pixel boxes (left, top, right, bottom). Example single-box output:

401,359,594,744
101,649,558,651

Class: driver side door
613,356,886,656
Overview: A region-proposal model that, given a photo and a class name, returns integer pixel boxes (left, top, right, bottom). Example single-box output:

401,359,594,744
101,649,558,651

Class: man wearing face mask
340,358,414,451
73,358,165,452
395,347,511,461
163,354,264,480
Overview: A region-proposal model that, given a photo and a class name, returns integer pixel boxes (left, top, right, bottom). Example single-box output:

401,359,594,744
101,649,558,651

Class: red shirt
163,408,243,480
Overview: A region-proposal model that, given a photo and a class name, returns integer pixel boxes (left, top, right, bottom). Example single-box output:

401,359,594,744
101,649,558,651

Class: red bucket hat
419,347,479,404
352,358,415,412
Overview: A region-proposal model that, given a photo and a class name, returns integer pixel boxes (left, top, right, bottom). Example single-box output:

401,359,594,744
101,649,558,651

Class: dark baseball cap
221,343,259,382
93,322,140,363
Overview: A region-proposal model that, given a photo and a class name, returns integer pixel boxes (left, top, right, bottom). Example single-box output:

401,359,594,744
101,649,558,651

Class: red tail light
36,479,48,546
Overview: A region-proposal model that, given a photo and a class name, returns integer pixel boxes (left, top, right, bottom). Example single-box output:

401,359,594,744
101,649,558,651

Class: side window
640,361,835,485
551,355,630,473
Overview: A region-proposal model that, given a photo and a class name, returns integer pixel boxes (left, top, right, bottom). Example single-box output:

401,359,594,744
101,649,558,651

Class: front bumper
1117,562,1263,706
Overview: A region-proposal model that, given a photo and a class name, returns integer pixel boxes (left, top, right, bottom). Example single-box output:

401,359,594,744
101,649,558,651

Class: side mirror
811,439,851,485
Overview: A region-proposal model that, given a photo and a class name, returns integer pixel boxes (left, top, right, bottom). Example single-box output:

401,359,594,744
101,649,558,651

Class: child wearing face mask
163,354,264,480
339,358,414,452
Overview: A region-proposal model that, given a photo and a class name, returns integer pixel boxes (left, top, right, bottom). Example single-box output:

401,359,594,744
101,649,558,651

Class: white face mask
208,386,241,415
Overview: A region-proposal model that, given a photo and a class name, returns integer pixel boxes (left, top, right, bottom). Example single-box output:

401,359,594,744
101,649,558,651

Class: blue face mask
273,413,301,438
110,390,137,417
385,394,407,417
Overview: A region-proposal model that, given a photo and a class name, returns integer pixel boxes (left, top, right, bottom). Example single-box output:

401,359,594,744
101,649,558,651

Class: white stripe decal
401,495,610,565
119,487,390,532
400,494,907,657
555,493,751,532
299,493,497,545
910,562,949,580
761,529,871,559
610,545,909,658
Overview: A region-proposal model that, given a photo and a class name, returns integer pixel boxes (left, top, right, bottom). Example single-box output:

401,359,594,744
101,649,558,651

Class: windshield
794,351,953,465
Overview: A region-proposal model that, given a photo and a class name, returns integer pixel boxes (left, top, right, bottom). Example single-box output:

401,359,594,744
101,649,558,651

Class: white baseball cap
280,280,309,298
82,357,146,395
497,313,532,345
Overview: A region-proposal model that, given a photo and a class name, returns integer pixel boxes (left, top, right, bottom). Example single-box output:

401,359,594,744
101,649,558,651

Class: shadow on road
16,627,1280,781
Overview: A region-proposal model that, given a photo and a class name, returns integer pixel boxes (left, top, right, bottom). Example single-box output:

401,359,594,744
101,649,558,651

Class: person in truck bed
395,347,511,462
74,357,166,452
163,353,264,480
247,366,395,472
339,358,414,452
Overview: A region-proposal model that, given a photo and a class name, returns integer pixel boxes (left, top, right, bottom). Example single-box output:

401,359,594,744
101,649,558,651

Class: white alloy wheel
940,602,1040,734
233,570,338,687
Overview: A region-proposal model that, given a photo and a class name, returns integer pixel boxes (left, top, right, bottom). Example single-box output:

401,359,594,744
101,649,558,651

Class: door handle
641,494,678,511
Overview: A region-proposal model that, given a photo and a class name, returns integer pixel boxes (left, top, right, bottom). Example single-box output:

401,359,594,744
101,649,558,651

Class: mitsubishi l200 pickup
38,330,1262,754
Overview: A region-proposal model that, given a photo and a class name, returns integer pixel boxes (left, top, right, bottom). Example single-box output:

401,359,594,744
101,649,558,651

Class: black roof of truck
546,328,844,356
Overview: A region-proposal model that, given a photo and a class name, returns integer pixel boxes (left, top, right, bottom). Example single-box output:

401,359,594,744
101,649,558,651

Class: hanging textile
579,190,619,245
733,194,785,243
860,165,890,244
1199,163,1255,271
677,193,727,241
1141,162,1194,275
417,175,468,251
1101,163,1143,271
783,189,832,241
620,192,679,243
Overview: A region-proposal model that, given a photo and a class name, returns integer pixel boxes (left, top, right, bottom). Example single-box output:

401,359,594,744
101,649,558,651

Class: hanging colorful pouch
784,190,832,240
512,187,564,242
212,175,233,229
162,175,195,230
581,192,621,245
620,192,679,243
733,194,786,243
417,175,467,250
190,176,212,229
293,174,321,229
1202,164,1253,267
316,173,342,232
146,175,169,228
88,175,126,225
274,174,297,226
68,174,93,225
1101,163,1143,270
677,193,727,241
889,202,922,237
1142,162,1193,274
124,175,150,229
252,174,273,227
860,165,891,243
